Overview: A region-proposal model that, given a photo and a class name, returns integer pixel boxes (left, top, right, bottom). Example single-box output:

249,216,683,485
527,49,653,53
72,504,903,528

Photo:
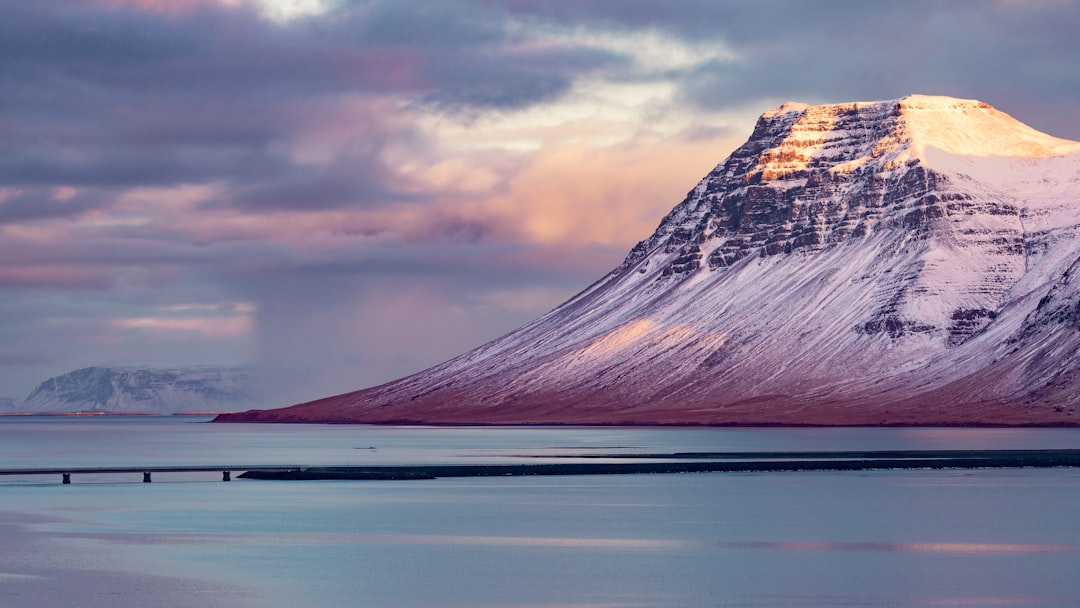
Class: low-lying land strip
238,449,1080,480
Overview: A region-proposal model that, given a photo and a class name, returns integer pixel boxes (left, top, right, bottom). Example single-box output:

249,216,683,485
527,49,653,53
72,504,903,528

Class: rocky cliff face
22,366,256,413
219,95,1080,425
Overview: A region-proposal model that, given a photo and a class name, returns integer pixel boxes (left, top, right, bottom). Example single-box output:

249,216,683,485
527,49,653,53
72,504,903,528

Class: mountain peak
218,96,1080,426
755,95,1079,176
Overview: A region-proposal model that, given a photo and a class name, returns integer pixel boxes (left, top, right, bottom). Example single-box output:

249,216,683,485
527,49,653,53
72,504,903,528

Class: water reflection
717,540,1079,554
52,528,1080,555
912,599,1048,606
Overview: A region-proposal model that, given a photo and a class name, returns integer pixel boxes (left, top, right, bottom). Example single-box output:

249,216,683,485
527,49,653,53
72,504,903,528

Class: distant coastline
0,411,227,417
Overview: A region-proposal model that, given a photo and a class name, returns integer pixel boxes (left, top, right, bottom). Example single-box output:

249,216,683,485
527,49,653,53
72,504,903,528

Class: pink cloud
110,315,253,338
97,0,217,17
103,128,741,268
0,265,118,290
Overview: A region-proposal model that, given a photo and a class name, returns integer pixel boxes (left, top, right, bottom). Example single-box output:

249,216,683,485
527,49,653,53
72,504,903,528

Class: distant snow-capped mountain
220,95,1080,425
22,366,256,414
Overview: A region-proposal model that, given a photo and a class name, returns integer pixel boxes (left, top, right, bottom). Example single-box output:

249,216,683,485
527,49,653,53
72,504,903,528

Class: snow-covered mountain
21,366,256,414
220,95,1080,425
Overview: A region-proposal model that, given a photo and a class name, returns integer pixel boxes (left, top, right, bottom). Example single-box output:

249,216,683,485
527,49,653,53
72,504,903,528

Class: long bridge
0,465,305,483
5,449,1080,484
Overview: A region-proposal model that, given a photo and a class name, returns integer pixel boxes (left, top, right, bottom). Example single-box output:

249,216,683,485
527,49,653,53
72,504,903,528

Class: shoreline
214,417,1080,429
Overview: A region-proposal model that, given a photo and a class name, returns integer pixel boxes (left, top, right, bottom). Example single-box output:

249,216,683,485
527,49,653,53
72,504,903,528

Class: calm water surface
3,417,1080,607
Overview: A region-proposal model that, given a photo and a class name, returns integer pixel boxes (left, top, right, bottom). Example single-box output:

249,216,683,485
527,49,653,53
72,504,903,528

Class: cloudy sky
2,0,1077,404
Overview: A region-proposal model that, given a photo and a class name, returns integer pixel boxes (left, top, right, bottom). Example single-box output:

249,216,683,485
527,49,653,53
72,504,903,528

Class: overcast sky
2,0,1077,404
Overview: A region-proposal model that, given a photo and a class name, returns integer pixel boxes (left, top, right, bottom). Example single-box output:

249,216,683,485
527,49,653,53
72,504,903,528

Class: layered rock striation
219,95,1080,425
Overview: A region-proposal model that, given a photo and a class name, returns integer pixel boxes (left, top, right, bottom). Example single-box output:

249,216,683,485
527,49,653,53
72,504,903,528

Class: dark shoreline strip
506,449,1080,460
238,451,1080,480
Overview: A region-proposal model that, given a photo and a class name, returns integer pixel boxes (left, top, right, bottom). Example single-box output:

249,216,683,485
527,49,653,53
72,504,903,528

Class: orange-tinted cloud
470,133,740,249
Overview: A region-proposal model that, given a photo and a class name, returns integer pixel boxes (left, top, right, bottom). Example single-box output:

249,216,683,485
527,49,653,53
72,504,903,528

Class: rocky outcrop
218,95,1080,425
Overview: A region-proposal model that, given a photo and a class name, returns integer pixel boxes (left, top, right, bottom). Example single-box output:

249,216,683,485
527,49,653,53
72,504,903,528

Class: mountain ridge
218,95,1080,425
14,366,256,414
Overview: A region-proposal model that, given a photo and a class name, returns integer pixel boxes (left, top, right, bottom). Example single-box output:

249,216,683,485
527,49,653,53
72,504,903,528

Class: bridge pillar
222,471,231,482
143,471,152,483
62,473,71,484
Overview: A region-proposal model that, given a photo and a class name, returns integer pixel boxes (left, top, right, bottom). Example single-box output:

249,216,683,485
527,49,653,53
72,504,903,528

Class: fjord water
4,417,1080,607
